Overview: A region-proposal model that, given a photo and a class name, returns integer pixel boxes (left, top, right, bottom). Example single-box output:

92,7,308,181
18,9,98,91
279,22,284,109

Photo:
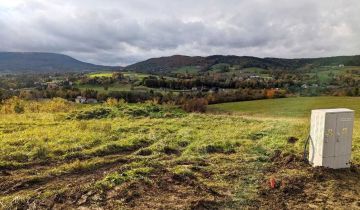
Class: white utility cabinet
309,108,354,169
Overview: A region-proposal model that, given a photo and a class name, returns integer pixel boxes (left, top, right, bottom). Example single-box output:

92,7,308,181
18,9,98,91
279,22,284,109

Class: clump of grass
96,167,154,189
77,121,88,130
47,159,104,176
62,151,86,160
247,131,268,140
119,104,185,118
4,152,29,162
89,138,150,157
67,107,113,120
199,142,236,154
2,195,32,210
31,144,49,160
171,165,196,180
0,161,25,170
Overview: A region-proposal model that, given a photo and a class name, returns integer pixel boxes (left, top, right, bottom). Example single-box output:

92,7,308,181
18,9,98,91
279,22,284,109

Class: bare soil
258,150,360,209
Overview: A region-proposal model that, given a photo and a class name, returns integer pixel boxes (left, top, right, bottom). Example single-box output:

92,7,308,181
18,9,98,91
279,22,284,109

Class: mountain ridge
125,54,360,73
1,52,359,74
0,52,119,73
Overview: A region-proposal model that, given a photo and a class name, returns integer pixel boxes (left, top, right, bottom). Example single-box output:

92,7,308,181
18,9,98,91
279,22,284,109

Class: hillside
125,54,360,73
0,97,359,209
0,52,118,73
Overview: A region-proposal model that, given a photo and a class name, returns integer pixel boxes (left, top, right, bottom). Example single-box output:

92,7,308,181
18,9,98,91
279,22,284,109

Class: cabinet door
335,112,354,156
323,113,337,157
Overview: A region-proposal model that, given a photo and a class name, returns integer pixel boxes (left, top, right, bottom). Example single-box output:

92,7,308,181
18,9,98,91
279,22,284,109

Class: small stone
314,198,323,202
92,194,103,202
77,195,88,205
308,204,318,209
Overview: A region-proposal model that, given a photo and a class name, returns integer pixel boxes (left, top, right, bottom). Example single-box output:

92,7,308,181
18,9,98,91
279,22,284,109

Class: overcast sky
0,0,359,66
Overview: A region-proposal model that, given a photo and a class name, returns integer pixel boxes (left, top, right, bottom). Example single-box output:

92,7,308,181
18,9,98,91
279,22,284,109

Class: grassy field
87,71,155,80
307,66,360,84
75,84,135,93
210,96,360,118
172,66,200,74
88,72,114,78
0,97,359,209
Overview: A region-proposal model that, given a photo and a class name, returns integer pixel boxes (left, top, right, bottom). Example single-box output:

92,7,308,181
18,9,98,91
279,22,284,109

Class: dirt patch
103,168,228,210
259,151,360,209
287,136,299,144
2,158,229,210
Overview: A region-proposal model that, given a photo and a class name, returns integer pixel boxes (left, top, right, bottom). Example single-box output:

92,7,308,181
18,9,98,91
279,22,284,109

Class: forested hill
1,52,359,74
0,52,118,73
124,54,360,73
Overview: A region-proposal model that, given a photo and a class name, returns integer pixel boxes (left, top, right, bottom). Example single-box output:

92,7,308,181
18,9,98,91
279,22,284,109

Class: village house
75,96,98,104
301,84,308,89
75,96,86,103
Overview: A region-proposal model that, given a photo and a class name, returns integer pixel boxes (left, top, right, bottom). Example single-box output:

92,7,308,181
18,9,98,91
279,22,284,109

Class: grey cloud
0,0,359,66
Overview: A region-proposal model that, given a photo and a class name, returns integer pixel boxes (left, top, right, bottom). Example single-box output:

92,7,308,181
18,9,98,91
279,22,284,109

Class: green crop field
122,71,153,79
1,97,359,209
88,72,114,78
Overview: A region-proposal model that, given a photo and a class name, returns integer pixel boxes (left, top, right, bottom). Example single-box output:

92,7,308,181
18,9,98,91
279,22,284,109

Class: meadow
0,97,359,209
209,96,360,118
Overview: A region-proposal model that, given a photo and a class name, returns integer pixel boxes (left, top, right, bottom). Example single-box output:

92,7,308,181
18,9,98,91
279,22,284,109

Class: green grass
307,66,360,84
210,63,231,72
242,67,270,77
87,72,114,78
210,96,360,118
76,83,161,93
1,97,360,209
209,96,360,163
172,66,200,74
75,84,134,93
122,71,152,79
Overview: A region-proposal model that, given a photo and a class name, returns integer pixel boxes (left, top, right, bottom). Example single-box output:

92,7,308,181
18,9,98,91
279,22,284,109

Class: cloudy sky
0,0,359,66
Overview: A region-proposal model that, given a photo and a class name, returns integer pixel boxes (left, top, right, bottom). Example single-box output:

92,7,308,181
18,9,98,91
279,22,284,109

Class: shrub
1,97,25,114
182,98,208,113
121,104,184,118
42,98,73,112
105,98,119,106
67,107,113,120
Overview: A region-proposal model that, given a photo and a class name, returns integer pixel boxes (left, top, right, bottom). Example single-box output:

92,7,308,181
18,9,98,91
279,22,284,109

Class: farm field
307,66,360,84
210,96,360,118
0,97,359,209
88,72,114,78
75,84,136,93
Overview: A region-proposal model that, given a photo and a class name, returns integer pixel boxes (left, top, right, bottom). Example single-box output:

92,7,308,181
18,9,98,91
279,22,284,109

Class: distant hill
0,52,119,73
124,54,360,73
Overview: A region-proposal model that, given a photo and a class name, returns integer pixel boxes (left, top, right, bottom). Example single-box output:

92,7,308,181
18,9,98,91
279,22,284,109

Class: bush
67,107,113,120
105,98,119,106
120,104,184,118
42,98,73,112
182,98,208,113
1,97,25,114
